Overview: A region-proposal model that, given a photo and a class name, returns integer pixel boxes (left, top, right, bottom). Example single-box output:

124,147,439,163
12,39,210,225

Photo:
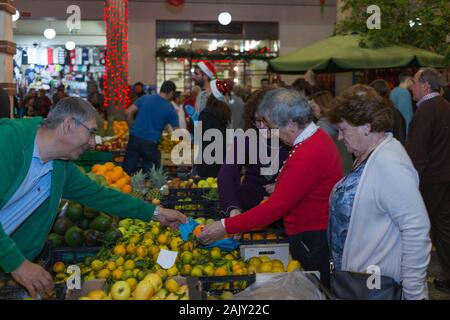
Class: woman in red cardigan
198,88,343,286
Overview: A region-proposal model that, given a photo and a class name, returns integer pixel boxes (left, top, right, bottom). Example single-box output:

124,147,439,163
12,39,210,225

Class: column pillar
0,0,16,118
335,0,353,95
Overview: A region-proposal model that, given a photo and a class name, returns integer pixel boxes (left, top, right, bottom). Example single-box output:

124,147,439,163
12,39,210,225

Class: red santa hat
197,61,217,79
211,79,233,103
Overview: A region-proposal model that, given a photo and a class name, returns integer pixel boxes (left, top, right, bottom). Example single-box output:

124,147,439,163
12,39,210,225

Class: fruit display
50,217,302,300
47,202,122,248
129,166,169,205
242,232,284,241
159,132,181,154
95,120,129,152
89,163,132,194
77,275,189,300
166,177,218,189
95,135,128,152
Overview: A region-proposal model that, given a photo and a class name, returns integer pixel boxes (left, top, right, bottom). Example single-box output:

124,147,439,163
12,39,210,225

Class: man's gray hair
418,68,446,93
42,97,100,129
257,88,314,129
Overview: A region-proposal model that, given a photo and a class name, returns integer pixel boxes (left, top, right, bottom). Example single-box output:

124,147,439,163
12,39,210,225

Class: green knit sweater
0,117,156,273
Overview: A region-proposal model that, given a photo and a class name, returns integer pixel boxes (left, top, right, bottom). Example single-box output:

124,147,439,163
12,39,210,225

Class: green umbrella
269,35,446,74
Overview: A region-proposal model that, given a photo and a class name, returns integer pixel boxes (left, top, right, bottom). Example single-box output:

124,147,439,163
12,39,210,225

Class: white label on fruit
95,135,102,144
157,249,178,269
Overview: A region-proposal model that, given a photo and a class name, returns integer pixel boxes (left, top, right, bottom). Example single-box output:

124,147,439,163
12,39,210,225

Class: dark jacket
195,109,229,178
406,96,450,184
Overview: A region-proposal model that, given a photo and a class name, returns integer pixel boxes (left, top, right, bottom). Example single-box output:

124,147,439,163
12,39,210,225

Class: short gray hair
42,97,100,129
418,68,446,93
257,88,314,129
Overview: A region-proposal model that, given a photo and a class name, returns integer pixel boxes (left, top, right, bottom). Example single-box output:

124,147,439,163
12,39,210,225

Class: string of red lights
103,0,130,111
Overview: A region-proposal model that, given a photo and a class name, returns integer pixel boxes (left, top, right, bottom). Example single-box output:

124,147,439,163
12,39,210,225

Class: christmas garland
156,46,277,61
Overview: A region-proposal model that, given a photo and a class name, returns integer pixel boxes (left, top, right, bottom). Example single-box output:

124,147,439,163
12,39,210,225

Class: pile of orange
91,162,132,193
113,121,129,136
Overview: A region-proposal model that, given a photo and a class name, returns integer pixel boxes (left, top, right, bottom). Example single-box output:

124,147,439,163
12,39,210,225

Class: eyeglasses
72,118,97,137
254,116,275,129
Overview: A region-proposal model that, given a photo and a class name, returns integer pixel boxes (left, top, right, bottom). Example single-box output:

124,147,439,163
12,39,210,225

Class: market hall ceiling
75,0,336,6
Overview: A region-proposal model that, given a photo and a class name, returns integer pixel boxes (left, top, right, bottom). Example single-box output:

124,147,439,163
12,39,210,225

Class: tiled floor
428,250,450,300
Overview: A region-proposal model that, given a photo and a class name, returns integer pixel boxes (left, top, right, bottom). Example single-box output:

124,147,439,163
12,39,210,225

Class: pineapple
146,165,169,201
130,170,148,200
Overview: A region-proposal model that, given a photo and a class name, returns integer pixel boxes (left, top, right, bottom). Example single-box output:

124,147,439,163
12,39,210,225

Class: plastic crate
0,242,62,300
187,274,256,300
73,151,113,172
240,242,291,268
240,228,288,245
161,197,222,219
51,246,101,265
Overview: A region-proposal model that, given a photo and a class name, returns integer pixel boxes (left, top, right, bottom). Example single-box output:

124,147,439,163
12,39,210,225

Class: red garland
167,0,184,7
103,0,130,111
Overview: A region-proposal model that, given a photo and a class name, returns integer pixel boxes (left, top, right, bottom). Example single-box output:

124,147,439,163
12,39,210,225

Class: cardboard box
239,243,291,267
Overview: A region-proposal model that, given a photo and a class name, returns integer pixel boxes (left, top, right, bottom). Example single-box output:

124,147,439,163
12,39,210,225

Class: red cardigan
224,129,344,236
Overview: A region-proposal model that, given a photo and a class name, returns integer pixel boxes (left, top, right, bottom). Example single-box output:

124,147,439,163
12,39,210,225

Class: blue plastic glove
178,218,240,252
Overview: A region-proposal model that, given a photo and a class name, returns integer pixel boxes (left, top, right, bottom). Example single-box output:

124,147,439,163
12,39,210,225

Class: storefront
155,21,279,92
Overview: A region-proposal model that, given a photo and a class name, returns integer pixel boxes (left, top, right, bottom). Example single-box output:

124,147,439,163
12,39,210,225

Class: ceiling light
218,12,232,26
65,41,76,50
44,28,56,39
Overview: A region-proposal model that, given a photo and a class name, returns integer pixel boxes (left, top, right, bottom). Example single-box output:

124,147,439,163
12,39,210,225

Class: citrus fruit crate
240,228,288,245
240,242,291,269
187,274,256,300
73,151,113,171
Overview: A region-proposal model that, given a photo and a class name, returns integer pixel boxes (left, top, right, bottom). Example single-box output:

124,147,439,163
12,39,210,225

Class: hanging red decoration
167,0,184,7
103,0,130,111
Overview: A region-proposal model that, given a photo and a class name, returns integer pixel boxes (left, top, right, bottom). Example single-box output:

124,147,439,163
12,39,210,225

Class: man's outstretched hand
157,207,188,230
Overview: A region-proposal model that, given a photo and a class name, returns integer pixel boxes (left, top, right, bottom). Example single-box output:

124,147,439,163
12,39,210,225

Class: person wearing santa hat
192,61,217,114
194,79,231,178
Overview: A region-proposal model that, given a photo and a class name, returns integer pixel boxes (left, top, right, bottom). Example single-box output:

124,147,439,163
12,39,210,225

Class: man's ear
61,117,72,135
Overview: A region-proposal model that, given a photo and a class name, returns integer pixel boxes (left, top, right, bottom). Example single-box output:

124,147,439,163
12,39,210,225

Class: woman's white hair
257,88,314,129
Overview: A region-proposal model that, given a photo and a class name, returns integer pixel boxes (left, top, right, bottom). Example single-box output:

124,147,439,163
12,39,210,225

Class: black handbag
330,269,403,300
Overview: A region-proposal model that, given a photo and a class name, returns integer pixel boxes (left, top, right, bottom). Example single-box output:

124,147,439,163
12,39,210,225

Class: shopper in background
406,68,450,294
0,97,187,299
35,89,52,118
123,80,179,174
87,82,105,119
327,84,431,300
192,61,217,114
199,88,343,287
227,80,246,130
218,89,289,216
194,79,231,178
52,85,68,106
131,81,146,103
390,71,414,133
260,78,270,90
311,90,352,173
370,79,407,144
0,87,10,119
23,89,38,117
292,77,313,97
171,91,186,129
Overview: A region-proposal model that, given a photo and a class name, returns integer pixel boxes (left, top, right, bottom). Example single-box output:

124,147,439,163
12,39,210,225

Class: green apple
110,281,131,300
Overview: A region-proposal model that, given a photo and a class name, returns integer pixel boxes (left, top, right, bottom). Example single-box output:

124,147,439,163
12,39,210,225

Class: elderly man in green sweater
0,97,187,299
